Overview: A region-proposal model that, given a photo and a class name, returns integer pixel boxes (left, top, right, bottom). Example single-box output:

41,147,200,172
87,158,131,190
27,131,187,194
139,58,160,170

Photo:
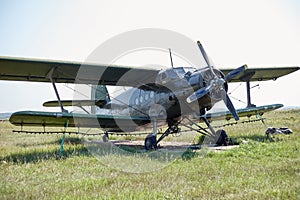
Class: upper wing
1,56,299,86
221,66,299,82
0,56,160,86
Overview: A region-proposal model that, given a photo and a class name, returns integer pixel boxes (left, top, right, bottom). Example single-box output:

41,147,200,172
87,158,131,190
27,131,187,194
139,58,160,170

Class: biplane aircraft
0,41,299,150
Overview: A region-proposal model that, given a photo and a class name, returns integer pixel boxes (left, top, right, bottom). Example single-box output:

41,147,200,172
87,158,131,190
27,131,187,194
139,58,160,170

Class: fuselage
103,66,227,125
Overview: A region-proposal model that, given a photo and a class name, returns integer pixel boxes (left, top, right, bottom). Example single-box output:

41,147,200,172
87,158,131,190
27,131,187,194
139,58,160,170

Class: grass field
0,110,299,199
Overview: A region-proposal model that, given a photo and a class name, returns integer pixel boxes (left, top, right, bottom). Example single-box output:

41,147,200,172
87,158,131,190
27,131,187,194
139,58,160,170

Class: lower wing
9,104,282,130
205,104,283,121
9,111,151,131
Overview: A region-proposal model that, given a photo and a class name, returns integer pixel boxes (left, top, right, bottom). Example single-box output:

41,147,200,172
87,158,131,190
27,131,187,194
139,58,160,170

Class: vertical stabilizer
91,85,110,114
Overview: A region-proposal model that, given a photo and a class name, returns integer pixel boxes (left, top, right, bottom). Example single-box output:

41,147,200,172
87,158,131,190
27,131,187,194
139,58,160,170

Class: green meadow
0,109,299,199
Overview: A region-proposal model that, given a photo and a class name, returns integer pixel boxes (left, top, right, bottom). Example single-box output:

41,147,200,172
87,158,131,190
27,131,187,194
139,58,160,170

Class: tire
102,134,109,142
145,134,157,150
216,129,229,146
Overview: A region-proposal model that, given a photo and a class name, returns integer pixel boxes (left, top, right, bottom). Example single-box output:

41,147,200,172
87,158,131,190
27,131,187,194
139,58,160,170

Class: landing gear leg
144,119,181,150
145,117,158,150
157,121,180,144
202,117,216,136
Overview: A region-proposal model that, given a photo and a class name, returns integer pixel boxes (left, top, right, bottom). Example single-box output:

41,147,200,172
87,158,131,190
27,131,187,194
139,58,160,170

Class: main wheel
216,129,229,146
102,133,109,142
145,134,157,150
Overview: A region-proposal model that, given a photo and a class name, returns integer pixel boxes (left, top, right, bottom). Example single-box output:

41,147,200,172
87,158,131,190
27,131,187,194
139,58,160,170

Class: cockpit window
168,70,179,79
183,67,197,74
174,68,185,75
157,67,197,83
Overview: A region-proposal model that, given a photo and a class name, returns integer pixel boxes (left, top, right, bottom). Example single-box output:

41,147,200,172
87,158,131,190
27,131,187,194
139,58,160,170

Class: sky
0,0,299,113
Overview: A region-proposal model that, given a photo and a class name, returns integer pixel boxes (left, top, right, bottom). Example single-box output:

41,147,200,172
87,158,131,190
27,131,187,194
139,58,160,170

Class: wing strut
246,81,256,108
47,67,68,113
244,72,256,108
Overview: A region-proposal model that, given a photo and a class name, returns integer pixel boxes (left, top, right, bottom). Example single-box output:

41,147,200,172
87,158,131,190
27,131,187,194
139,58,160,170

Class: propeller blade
197,41,211,67
224,65,248,82
197,41,217,77
221,90,239,121
195,41,239,121
187,87,210,103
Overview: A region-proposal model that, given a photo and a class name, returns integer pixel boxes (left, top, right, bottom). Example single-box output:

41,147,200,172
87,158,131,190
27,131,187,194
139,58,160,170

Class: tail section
43,85,110,114
91,85,110,114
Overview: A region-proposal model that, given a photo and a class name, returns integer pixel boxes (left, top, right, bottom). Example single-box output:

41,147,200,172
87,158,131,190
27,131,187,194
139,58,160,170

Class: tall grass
0,110,299,199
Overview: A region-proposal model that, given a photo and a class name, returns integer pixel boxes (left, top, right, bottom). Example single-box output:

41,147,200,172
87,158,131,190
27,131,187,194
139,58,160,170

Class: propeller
187,41,247,121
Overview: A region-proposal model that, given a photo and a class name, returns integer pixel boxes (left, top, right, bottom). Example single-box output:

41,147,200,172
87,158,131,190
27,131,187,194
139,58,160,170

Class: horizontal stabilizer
43,100,107,108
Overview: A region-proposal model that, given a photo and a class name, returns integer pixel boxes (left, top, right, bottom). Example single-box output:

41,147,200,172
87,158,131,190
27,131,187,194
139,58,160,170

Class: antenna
169,48,174,69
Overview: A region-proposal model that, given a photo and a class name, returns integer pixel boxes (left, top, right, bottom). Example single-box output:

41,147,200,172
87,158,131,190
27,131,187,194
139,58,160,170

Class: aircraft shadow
3,135,258,164
15,137,83,148
2,138,200,164
2,139,90,164
230,134,276,144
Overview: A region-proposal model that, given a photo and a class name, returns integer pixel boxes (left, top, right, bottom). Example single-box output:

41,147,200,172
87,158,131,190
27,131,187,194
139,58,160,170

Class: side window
150,91,154,98
139,95,143,103
160,92,165,100
135,97,139,105
145,92,149,101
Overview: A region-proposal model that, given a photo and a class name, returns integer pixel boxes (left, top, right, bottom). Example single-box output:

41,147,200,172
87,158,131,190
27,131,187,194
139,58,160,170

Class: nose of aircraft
186,41,247,121
186,68,228,103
